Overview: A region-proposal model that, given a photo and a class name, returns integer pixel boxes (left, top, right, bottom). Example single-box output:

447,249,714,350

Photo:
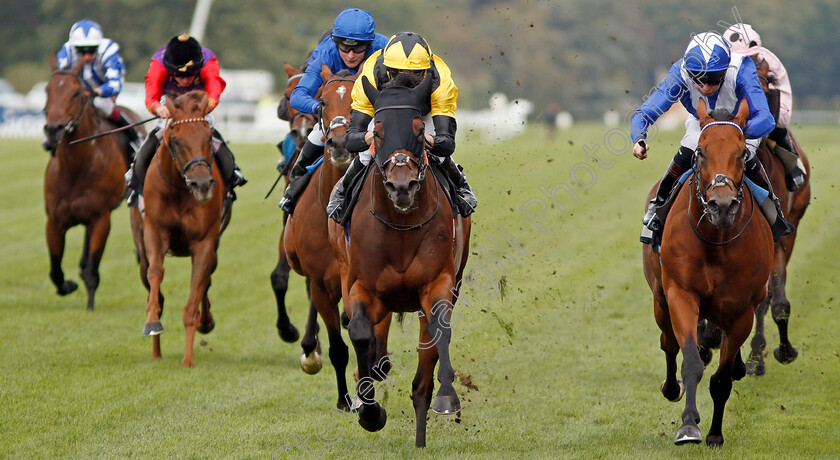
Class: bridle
688,120,753,245
371,150,439,231
161,117,212,188
48,70,94,135
317,77,355,138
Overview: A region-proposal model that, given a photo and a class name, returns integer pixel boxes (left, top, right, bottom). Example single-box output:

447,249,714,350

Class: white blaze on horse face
336,86,346,100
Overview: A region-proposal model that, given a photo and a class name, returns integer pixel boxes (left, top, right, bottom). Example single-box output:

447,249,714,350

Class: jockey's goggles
688,69,727,87
333,38,370,54
75,46,98,55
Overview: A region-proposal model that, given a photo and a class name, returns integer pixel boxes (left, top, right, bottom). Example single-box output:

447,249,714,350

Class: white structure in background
214,69,285,143
457,92,533,142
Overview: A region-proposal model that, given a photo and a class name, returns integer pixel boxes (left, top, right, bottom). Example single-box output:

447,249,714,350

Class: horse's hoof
706,434,724,447
300,350,322,374
197,318,215,334
674,424,703,445
143,322,164,336
660,380,685,402
774,345,798,364
746,361,766,377
432,394,461,415
341,310,350,329
57,280,78,296
336,398,351,413
358,404,387,432
698,345,713,367
278,324,300,343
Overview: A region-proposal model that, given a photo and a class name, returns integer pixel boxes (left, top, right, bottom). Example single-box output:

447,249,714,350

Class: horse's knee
348,316,373,347
270,265,289,292
771,299,791,323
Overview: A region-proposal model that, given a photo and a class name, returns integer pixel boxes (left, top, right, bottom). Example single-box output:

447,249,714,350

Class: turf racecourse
1,124,838,459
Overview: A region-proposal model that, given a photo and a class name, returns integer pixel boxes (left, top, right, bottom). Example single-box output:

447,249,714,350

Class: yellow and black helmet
382,32,431,70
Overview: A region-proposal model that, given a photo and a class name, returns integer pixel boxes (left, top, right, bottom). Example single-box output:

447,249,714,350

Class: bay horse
270,63,319,344
129,90,228,367
328,74,471,448
283,66,358,408
697,57,811,376
43,59,144,310
642,99,773,446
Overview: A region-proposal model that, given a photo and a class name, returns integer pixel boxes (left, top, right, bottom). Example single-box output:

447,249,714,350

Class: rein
688,173,754,246
161,117,213,187
370,150,440,231
49,70,94,135
317,77,355,138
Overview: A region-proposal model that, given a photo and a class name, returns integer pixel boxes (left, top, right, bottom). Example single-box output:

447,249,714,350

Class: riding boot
443,156,477,216
745,156,795,242
640,147,693,245
769,127,806,191
125,128,160,207
211,131,247,200
278,139,321,213
327,156,363,221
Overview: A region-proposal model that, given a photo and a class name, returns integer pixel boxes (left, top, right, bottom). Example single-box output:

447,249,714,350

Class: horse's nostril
384,182,397,194
408,180,420,192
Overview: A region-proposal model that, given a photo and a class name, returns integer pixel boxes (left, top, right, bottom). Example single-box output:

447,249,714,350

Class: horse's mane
709,108,736,121
171,91,207,114
383,72,423,89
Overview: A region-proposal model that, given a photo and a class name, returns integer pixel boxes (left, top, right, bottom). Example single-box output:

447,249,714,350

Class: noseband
163,117,212,186
371,150,438,231
48,70,94,135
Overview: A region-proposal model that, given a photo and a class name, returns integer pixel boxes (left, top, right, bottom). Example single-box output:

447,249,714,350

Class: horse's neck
155,144,187,191
56,111,105,172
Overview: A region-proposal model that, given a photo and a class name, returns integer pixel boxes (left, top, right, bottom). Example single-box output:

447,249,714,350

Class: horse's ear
283,63,297,77
320,64,333,83
696,98,710,126
50,54,58,72
362,76,379,104
373,121,384,150
165,96,178,115
412,71,434,100
733,99,750,128
197,91,209,115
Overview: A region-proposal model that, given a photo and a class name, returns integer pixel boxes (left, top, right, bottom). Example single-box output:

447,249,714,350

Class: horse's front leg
142,225,170,358
412,314,439,448
706,309,753,447
79,213,112,311
271,249,299,342
666,289,704,445
654,298,684,402
422,274,460,416
747,295,769,376
183,239,218,367
310,283,349,411
769,249,798,364
346,283,387,432
299,281,322,374
46,218,78,296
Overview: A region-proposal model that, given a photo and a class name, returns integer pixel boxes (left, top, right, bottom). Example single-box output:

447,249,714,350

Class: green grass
1,124,839,459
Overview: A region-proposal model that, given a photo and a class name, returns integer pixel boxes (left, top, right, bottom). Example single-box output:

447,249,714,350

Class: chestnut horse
642,99,773,446
129,91,228,367
283,66,359,408
270,63,319,343
328,75,471,447
43,60,144,310
697,57,811,376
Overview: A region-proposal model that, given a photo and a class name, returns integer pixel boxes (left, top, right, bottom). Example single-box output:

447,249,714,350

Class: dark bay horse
698,57,812,376
643,99,773,446
129,91,228,367
283,66,358,408
43,59,144,310
270,63,319,344
328,74,471,447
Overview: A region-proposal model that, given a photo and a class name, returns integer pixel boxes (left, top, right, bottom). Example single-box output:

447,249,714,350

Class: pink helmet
723,23,762,56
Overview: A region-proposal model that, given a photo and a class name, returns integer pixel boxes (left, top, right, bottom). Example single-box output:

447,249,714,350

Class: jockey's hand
633,140,649,160
364,131,374,146
424,133,435,149
93,87,102,96
154,104,171,119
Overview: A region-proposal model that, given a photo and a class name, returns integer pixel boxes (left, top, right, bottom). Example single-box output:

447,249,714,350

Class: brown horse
129,90,228,367
643,99,773,446
270,63,319,343
697,57,812,376
43,59,143,310
328,74,471,448
283,66,358,408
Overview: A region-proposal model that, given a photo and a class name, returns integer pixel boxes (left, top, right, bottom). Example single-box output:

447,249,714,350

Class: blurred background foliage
1,0,838,118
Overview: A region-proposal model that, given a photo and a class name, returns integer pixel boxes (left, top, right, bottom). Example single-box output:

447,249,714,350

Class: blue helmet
332,8,375,45
68,20,103,47
682,32,731,74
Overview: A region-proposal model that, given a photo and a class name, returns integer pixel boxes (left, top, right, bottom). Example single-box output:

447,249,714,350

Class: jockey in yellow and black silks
326,32,476,221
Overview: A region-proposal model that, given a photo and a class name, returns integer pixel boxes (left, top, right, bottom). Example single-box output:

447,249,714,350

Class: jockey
48,20,138,152
632,31,794,244
325,31,477,220
125,34,247,207
723,23,806,191
277,7,389,213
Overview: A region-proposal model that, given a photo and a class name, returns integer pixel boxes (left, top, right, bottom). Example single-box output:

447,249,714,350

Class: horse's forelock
708,108,736,121
334,69,354,78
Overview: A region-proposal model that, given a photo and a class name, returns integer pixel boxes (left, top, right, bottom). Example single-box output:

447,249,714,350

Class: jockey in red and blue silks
46,20,138,151
631,31,793,244
278,7,389,214
124,34,247,207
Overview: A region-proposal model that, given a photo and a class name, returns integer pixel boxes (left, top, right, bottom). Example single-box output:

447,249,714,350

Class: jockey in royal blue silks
48,20,139,152
277,7,389,214
631,31,794,244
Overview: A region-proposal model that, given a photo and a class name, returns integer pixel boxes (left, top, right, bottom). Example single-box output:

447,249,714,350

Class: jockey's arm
290,52,326,114
200,56,225,111
737,58,775,139
144,60,167,115
429,115,456,156
346,109,373,153
630,65,688,159
96,41,124,98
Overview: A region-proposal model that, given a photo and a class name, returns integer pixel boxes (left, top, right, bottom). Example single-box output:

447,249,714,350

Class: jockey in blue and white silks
55,20,125,121
632,31,793,244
